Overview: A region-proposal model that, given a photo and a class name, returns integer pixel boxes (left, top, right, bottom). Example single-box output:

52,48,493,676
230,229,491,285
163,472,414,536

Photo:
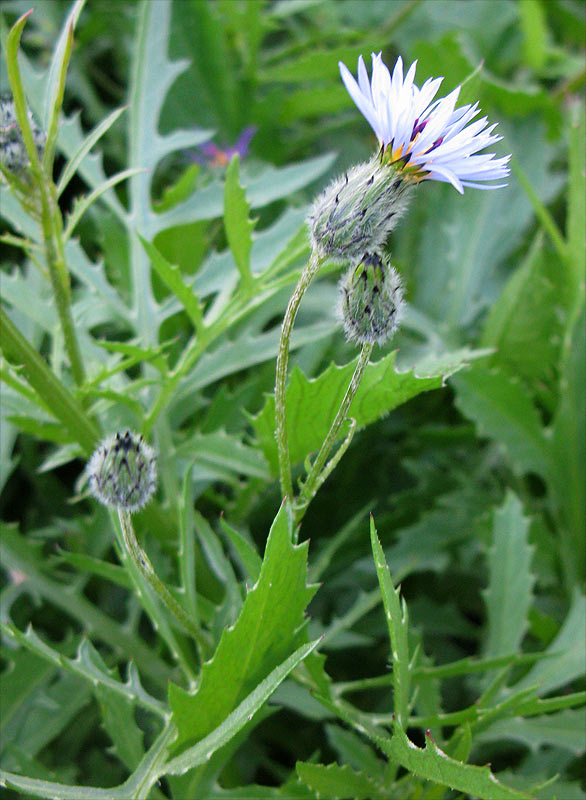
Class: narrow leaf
370,516,411,728
483,492,534,660
224,154,255,288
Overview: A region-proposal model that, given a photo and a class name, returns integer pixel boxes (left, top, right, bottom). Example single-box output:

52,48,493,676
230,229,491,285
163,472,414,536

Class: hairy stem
118,509,210,663
275,251,323,498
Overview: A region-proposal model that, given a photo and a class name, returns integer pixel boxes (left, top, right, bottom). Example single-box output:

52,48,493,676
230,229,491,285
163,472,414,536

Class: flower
87,431,157,513
338,253,405,345
339,54,510,193
189,125,256,167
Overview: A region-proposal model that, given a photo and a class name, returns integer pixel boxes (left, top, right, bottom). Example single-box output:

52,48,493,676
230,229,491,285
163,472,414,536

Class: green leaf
550,301,586,584
224,154,256,288
164,640,321,776
252,350,469,476
370,516,411,728
519,0,548,71
140,236,204,332
0,309,100,455
174,430,271,482
56,105,127,197
453,363,551,480
0,524,171,689
382,723,536,800
514,592,586,696
478,709,586,755
567,103,586,308
158,152,336,230
0,623,168,719
63,167,144,241
42,0,86,172
220,518,263,584
481,235,566,409
96,679,145,771
169,500,318,748
296,761,387,800
483,492,534,660
51,550,132,589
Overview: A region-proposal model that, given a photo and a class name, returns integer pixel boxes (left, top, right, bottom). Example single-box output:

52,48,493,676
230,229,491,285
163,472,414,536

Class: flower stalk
117,509,210,663
275,250,324,498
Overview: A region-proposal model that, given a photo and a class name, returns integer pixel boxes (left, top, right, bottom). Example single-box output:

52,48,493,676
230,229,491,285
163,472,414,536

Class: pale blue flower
339,54,510,193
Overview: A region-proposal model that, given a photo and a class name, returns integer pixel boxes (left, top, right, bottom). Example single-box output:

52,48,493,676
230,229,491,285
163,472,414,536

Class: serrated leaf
478,709,586,755
370,516,411,728
224,154,256,287
169,500,318,748
382,724,536,800
252,350,467,476
0,623,167,718
165,640,321,776
95,680,144,771
483,492,534,660
453,363,551,480
296,761,386,800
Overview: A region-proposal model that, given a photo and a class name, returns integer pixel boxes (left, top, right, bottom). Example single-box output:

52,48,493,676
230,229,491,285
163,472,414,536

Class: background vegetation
0,1,584,798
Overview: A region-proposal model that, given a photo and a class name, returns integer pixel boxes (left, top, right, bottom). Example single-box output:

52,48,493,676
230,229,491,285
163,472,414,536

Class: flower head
339,54,510,193
87,431,157,513
309,155,412,261
338,253,405,346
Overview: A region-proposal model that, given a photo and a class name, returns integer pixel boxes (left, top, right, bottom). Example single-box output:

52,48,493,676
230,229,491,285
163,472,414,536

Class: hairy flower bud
308,156,413,262
87,431,157,513
338,253,405,345
0,94,46,174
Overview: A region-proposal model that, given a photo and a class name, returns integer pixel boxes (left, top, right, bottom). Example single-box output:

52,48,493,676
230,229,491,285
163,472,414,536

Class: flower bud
338,253,405,345
308,156,413,262
87,431,157,513
0,94,46,174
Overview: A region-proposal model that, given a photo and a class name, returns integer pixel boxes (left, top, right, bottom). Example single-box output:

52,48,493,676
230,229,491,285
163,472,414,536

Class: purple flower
189,126,256,167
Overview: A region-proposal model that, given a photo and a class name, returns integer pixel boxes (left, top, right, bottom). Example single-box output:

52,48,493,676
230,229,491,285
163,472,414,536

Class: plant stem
274,251,323,498
117,509,210,663
298,342,374,516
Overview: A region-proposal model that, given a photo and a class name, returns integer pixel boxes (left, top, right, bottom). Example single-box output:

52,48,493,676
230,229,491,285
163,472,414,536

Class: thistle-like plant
276,53,510,511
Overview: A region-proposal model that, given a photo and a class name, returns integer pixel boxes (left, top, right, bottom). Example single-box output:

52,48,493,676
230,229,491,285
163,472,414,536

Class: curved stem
275,251,323,498
118,509,210,663
298,342,373,515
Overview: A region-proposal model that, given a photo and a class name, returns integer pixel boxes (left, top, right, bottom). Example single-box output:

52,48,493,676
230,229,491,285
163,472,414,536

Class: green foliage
253,348,480,475
1,0,584,798
169,501,317,748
